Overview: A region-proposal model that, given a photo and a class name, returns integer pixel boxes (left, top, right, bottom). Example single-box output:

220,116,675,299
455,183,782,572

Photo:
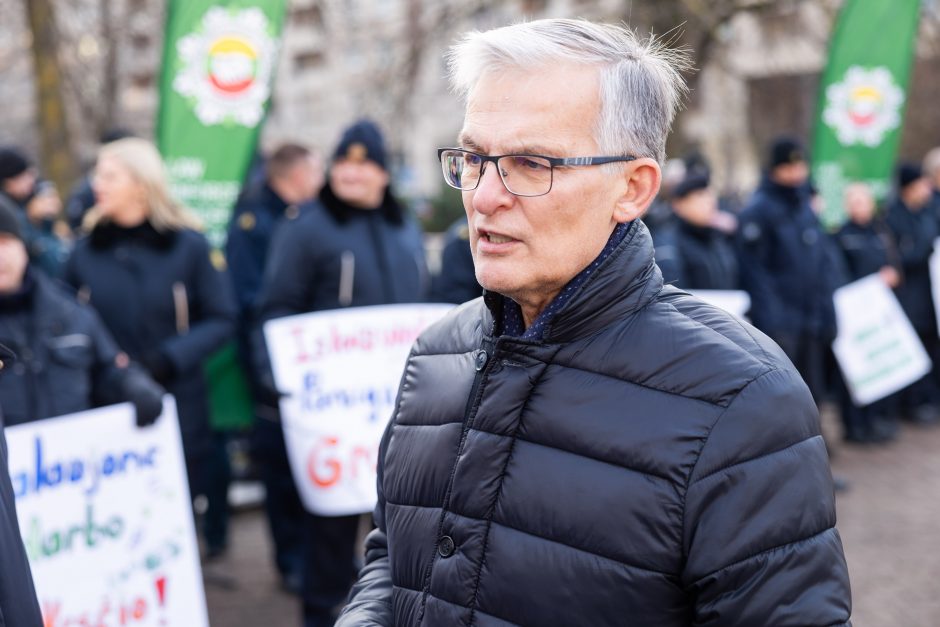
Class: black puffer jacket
339,220,851,626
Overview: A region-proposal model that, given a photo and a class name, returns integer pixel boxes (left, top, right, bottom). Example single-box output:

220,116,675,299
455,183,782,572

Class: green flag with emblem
811,0,921,229
157,0,288,431
156,0,288,248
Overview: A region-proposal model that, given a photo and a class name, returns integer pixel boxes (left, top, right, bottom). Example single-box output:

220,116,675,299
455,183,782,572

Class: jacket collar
483,219,664,344
90,220,177,250
759,175,805,208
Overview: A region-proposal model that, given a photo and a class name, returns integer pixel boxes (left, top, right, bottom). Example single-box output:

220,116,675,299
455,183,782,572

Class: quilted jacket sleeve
335,417,396,626
681,366,852,626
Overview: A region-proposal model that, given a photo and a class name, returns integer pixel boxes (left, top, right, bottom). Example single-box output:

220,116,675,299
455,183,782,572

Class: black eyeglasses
438,148,637,197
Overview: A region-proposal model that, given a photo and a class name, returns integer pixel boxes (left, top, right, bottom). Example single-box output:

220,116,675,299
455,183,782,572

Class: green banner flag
811,0,921,229
157,1,288,432
156,0,288,248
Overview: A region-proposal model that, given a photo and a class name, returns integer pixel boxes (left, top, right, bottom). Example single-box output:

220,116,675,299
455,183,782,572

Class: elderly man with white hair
338,19,851,626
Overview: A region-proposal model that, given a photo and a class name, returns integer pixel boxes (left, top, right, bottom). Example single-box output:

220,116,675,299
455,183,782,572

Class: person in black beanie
653,172,739,290
885,162,940,424
0,146,73,279
737,135,845,424
255,119,428,627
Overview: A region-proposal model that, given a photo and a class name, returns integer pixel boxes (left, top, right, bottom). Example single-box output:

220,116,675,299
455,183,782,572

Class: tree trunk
24,0,76,192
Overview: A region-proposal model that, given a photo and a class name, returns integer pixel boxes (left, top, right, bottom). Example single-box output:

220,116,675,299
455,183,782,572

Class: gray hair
447,19,691,165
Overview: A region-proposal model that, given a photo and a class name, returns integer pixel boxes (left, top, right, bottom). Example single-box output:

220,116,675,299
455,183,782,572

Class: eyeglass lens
441,150,553,196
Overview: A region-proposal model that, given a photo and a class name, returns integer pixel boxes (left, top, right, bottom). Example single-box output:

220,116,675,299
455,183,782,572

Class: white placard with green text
832,274,931,406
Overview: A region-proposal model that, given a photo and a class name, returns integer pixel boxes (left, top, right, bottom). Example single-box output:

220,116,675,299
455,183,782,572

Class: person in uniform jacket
835,182,901,443
652,172,738,290
64,138,237,549
431,217,483,304
0,204,163,427
337,19,851,627
256,119,428,627
885,163,940,424
225,143,323,590
736,136,843,405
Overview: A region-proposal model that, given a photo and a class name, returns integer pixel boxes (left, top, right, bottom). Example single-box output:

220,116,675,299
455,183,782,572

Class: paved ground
203,417,940,627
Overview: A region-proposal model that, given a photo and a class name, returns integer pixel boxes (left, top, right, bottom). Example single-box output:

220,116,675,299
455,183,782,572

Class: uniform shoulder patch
238,211,256,231
210,248,228,272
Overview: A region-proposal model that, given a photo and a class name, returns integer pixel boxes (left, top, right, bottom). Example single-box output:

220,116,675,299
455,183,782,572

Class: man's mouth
484,233,514,244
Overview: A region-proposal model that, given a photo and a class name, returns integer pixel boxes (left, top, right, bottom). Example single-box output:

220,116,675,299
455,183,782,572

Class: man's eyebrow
458,135,484,152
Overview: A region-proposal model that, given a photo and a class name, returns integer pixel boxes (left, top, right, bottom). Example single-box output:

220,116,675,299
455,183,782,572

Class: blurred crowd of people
645,136,940,451
1,120,939,625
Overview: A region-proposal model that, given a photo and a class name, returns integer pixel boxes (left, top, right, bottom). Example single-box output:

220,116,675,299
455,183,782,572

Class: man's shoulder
577,287,792,406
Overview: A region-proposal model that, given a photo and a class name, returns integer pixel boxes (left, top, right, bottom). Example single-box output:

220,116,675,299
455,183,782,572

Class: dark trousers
253,417,304,579
772,332,828,405
203,432,231,551
184,435,230,552
301,512,360,627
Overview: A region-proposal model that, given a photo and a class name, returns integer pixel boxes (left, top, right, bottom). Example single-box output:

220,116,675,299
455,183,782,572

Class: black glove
141,350,175,385
123,366,165,428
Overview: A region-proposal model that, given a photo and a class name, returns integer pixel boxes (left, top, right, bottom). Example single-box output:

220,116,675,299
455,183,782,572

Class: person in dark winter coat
64,138,237,548
338,20,851,627
226,143,323,590
885,162,940,424
0,146,71,279
652,172,738,290
736,136,843,404
835,182,901,442
431,217,482,303
256,119,428,627
0,203,163,427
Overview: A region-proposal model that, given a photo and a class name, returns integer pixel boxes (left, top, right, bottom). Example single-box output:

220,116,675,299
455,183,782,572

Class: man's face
903,177,932,210
0,234,27,294
771,161,809,188
673,189,717,227
281,155,324,205
329,159,388,209
460,64,635,314
2,169,37,201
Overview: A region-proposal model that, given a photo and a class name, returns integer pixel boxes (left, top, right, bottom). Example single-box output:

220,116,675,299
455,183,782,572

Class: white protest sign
686,289,751,320
929,236,940,335
265,304,453,516
6,398,209,627
832,274,932,406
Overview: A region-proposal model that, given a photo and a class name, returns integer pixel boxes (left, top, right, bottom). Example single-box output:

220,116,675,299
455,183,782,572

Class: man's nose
471,162,513,214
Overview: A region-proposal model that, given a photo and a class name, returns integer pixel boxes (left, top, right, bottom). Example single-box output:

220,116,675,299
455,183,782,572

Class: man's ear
613,158,661,223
